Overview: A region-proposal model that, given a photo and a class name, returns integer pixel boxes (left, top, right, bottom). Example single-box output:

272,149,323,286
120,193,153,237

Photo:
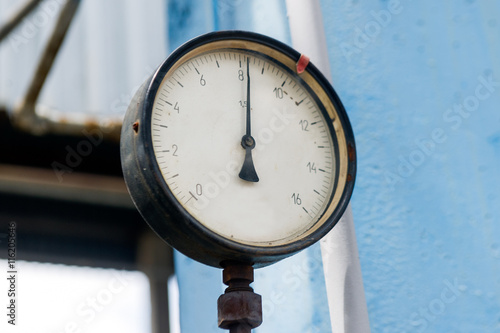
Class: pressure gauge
121,31,356,268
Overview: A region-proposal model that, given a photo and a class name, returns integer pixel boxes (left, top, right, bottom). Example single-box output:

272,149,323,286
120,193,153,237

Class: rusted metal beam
14,0,81,135
0,163,133,208
137,232,174,333
0,0,43,43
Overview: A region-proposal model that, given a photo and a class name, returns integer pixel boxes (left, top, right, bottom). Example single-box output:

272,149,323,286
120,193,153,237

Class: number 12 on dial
121,31,356,268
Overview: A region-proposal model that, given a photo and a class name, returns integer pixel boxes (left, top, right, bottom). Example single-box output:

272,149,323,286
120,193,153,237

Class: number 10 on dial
121,31,356,268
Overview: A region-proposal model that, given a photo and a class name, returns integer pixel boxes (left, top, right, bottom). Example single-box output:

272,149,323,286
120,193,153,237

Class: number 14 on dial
121,31,355,267
151,50,337,246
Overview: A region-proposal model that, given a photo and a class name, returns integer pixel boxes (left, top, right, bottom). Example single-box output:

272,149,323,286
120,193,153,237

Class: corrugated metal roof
0,0,167,121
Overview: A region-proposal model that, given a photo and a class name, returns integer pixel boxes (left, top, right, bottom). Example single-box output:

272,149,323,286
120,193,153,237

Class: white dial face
151,48,337,246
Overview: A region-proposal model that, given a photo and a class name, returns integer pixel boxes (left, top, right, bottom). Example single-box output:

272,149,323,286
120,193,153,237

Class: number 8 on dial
121,31,356,268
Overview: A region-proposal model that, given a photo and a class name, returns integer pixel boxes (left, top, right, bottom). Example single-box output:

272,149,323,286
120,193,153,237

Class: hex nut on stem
218,291,262,330
218,263,262,332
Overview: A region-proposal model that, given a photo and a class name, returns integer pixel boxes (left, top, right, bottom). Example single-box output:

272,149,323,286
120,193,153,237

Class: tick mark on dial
302,207,312,217
295,98,305,106
173,79,184,88
186,191,198,203
314,189,326,199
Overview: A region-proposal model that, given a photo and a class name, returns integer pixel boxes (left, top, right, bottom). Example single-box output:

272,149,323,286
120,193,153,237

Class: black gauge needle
239,57,259,182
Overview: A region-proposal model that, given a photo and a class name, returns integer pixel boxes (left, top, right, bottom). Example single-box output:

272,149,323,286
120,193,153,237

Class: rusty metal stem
218,262,262,332
229,324,252,333
21,0,80,113
0,0,43,43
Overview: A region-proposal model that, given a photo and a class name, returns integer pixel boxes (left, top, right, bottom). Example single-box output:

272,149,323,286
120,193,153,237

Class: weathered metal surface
13,0,81,135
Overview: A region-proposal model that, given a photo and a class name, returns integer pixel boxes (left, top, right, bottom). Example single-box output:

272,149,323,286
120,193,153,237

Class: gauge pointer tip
239,156,259,182
239,136,259,182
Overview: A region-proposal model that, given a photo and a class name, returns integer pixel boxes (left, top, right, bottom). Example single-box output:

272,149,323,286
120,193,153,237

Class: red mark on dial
296,54,310,74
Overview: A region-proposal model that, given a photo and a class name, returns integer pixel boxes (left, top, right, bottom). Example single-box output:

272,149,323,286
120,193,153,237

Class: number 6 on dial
121,31,356,268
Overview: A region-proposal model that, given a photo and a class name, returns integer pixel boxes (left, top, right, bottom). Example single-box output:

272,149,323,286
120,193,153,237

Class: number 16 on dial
121,31,356,268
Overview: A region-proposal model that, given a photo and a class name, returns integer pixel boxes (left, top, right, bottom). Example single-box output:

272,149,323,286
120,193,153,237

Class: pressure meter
120,31,356,268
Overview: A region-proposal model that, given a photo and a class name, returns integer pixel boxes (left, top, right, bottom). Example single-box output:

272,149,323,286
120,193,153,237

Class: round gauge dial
121,31,356,268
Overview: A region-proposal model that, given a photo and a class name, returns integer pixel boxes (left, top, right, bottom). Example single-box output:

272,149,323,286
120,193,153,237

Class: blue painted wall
169,1,334,332
321,0,500,332
170,1,500,332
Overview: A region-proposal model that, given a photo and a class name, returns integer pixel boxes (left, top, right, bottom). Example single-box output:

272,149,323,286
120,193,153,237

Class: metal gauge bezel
120,30,356,268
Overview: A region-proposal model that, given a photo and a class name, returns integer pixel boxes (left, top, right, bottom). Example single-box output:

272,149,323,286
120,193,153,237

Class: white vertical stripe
285,1,370,332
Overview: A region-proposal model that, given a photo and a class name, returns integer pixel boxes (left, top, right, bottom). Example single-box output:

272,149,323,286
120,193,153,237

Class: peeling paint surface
321,1,500,332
